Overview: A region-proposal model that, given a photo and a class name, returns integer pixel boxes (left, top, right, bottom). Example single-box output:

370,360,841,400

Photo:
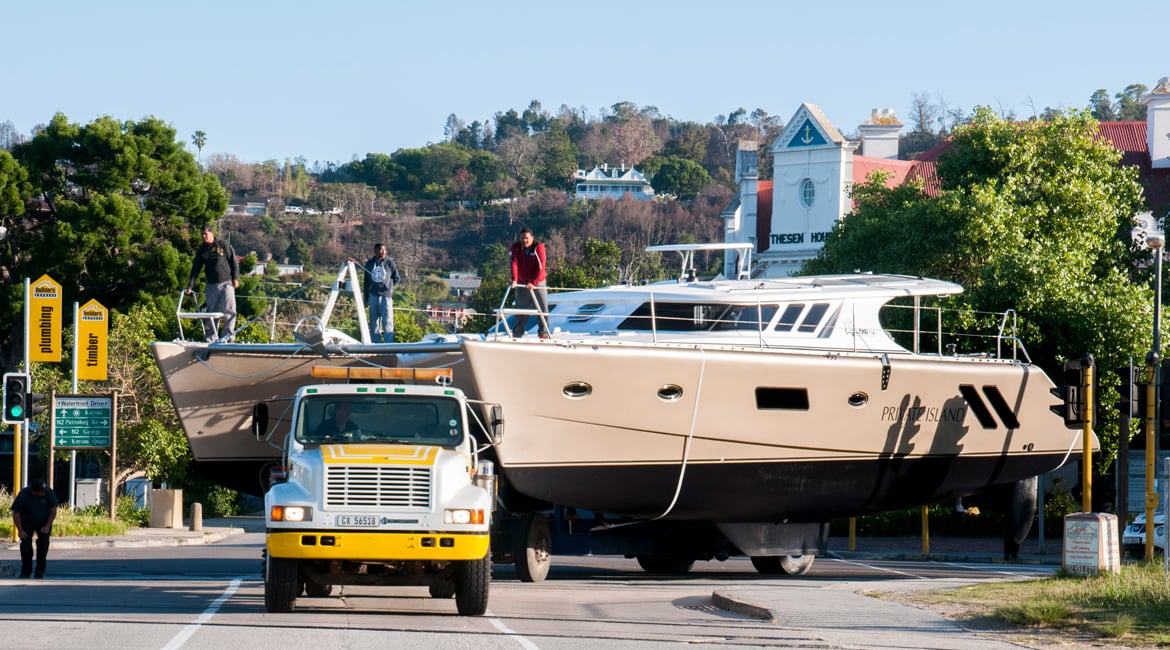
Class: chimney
857,108,903,160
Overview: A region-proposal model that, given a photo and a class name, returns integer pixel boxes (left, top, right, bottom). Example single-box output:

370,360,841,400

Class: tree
191,130,207,164
648,157,710,200
1116,84,1149,121
805,107,1150,461
536,120,578,191
6,113,227,369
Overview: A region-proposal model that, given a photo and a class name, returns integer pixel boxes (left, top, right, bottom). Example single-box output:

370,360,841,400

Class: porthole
847,392,868,407
563,382,592,399
657,384,684,401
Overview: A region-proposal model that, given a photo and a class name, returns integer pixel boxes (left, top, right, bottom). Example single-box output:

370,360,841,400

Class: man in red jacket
509,227,550,338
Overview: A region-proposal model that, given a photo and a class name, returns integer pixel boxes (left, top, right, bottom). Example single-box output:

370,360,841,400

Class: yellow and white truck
252,366,497,615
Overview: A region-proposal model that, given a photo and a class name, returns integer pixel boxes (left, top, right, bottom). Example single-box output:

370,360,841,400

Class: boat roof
554,273,963,304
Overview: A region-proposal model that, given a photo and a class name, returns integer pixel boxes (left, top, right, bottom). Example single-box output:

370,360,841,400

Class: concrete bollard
189,502,203,532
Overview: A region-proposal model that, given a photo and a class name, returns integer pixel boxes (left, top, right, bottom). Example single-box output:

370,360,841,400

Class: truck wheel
429,580,456,599
304,579,333,597
265,555,299,613
636,555,694,575
454,555,491,616
751,555,814,576
514,513,552,583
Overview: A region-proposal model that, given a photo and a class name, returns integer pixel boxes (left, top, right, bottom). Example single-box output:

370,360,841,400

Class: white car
283,206,304,214
1122,512,1166,557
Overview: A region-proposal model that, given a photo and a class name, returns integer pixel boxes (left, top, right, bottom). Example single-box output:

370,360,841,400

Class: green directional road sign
53,395,113,448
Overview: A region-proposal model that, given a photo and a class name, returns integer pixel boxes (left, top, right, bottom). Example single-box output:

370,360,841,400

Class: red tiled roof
852,156,915,187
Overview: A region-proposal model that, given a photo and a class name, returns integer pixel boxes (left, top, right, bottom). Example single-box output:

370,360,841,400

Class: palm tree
191,130,207,165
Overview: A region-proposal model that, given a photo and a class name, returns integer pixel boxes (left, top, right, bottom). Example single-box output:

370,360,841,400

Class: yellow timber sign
30,275,62,362
77,300,108,381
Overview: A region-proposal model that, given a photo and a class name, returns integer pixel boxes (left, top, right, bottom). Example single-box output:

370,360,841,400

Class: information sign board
53,395,113,448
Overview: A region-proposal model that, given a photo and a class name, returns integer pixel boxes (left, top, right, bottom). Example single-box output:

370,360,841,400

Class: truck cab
256,367,495,615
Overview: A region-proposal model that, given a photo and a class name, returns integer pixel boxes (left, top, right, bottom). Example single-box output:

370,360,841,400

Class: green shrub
182,479,240,518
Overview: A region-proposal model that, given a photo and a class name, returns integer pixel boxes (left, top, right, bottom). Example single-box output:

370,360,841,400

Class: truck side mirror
252,402,269,440
488,405,504,444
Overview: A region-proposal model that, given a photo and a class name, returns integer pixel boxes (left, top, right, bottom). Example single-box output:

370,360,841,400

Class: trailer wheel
454,554,491,616
514,513,552,583
751,555,814,576
265,555,299,612
635,555,694,575
429,580,456,599
304,579,333,597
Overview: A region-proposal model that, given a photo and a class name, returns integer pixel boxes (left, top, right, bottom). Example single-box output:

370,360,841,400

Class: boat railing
175,262,377,344
493,284,552,338
487,287,1032,363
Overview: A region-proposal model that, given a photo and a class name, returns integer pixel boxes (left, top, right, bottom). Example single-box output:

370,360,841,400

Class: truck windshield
296,395,464,447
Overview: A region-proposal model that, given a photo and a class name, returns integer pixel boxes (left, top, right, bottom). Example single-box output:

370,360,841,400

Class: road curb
711,590,775,622
4,526,246,551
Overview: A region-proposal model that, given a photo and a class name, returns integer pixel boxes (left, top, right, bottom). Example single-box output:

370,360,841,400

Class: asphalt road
0,530,1058,649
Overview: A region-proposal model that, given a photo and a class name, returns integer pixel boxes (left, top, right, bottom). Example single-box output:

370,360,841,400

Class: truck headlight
271,505,312,522
445,508,484,525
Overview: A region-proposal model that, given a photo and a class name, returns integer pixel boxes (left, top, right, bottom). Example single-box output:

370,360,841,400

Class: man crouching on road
12,476,58,579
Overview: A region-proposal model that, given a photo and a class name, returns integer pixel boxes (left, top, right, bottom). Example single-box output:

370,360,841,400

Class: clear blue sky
4,0,1167,166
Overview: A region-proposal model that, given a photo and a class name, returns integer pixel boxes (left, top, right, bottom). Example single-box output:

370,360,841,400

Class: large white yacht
460,243,1090,523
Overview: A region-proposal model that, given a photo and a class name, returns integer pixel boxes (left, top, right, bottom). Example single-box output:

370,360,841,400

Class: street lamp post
1146,229,1164,559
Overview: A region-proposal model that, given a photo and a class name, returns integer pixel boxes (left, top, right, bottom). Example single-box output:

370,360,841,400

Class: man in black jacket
354,243,401,343
12,476,58,578
186,224,240,342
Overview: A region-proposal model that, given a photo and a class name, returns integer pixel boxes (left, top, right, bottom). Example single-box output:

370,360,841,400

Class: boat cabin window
296,395,464,447
755,387,810,410
710,305,779,331
798,303,831,333
618,302,724,331
774,304,805,332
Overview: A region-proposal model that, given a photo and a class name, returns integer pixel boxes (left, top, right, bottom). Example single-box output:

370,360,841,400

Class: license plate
336,515,379,527
1123,536,1141,545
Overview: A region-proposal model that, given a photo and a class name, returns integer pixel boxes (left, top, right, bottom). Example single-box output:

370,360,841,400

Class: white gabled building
574,164,655,201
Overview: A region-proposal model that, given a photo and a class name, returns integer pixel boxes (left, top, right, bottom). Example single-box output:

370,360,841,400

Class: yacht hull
461,338,1088,522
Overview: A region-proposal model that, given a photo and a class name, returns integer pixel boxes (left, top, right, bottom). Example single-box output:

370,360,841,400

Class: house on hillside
723,77,1170,278
574,164,655,201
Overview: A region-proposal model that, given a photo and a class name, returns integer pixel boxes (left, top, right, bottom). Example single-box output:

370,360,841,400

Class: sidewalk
825,534,1065,565
3,515,263,551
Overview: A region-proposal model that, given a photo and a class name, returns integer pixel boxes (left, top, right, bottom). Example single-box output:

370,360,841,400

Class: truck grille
325,466,432,508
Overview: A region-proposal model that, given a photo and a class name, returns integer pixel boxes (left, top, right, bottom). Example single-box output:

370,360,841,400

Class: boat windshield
296,395,464,447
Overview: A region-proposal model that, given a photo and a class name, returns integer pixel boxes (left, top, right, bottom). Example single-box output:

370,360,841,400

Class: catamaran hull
461,338,1089,522
149,340,466,492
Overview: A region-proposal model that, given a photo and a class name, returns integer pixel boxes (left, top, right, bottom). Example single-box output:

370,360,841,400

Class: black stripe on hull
503,453,1070,521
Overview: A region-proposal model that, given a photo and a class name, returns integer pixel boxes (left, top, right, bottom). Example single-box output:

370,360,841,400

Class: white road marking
487,611,539,649
161,577,244,650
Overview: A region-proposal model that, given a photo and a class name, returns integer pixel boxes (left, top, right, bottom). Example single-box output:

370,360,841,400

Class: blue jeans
368,294,394,343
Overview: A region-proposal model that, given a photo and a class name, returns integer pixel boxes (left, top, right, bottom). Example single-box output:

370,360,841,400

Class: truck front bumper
267,530,490,561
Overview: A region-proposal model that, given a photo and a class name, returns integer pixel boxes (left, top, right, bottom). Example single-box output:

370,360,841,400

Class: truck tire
454,555,491,616
429,581,456,599
265,555,299,613
635,555,694,575
304,579,333,597
514,513,552,583
750,555,814,576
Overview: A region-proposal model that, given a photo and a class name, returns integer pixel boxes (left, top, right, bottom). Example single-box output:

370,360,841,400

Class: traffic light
25,389,46,419
3,372,30,424
1050,359,1085,426
1114,365,1140,419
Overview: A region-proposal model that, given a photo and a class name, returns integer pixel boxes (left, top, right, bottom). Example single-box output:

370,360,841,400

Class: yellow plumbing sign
76,300,108,381
29,275,62,362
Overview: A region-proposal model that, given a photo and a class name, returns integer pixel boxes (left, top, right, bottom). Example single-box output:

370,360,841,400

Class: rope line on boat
653,346,706,521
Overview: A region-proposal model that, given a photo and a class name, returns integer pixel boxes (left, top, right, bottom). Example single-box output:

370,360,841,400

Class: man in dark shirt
186,224,240,342
352,243,401,343
11,476,59,578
